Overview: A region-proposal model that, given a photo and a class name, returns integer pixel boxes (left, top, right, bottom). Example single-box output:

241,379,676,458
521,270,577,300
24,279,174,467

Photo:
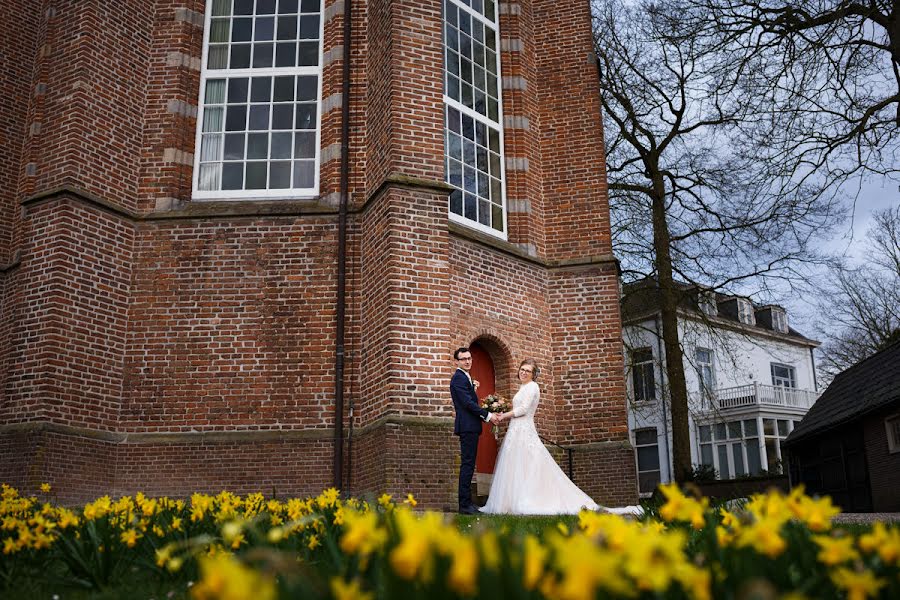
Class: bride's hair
520,358,540,381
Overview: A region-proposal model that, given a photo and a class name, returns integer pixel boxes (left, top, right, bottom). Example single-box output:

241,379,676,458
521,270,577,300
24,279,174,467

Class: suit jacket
450,368,490,435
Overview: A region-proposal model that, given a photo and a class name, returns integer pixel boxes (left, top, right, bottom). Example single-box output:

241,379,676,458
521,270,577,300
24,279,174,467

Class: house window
737,299,755,325
696,348,715,405
444,0,507,236
698,291,718,316
771,308,788,333
193,0,323,200
771,363,796,388
698,418,764,479
886,416,900,454
630,348,656,402
634,428,661,494
762,417,793,473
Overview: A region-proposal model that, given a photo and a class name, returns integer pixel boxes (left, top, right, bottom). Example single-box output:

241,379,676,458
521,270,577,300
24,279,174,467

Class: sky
824,178,899,262
785,175,899,342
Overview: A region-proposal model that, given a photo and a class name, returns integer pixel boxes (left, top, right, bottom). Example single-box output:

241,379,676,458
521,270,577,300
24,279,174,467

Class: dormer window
698,291,718,316
737,299,755,325
771,308,788,333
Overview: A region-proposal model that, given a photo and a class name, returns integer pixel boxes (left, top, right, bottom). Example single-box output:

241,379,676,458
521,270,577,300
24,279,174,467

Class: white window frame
634,428,661,495
192,0,324,201
696,347,716,404
698,418,766,480
630,347,656,403
698,291,718,316
770,363,797,388
771,308,788,333
443,0,508,239
761,417,793,474
737,298,756,325
886,415,900,454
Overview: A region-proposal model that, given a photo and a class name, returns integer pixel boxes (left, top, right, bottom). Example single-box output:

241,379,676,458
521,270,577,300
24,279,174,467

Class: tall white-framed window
443,0,507,237
737,299,755,325
630,347,656,403
696,347,716,405
771,362,797,405
762,417,793,473
771,308,788,333
634,428,661,495
193,0,323,200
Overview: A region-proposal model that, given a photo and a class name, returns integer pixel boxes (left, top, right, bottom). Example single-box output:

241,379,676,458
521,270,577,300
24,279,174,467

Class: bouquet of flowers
481,393,511,415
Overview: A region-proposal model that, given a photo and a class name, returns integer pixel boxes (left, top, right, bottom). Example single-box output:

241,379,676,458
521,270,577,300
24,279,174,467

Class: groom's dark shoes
459,505,479,515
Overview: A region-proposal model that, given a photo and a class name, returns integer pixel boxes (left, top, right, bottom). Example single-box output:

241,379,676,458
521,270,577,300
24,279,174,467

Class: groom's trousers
458,431,479,509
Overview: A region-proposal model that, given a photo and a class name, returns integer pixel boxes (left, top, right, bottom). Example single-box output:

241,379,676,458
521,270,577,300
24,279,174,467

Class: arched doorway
469,342,499,496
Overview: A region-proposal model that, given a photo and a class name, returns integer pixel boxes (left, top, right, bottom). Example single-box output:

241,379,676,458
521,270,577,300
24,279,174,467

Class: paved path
833,513,900,524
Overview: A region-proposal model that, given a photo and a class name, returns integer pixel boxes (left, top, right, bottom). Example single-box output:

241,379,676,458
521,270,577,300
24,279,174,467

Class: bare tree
816,205,900,376
593,0,839,481
677,0,900,205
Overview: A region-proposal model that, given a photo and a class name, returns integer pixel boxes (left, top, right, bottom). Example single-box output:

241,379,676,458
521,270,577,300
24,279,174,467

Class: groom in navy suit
450,347,495,514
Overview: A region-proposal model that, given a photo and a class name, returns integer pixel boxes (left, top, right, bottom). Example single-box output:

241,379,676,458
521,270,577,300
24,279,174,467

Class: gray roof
620,278,817,343
785,339,900,445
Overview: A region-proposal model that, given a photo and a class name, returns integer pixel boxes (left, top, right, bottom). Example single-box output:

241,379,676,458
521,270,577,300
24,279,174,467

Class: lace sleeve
513,383,540,417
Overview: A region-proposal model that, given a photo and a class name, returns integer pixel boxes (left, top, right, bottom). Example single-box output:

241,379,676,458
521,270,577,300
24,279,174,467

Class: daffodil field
2,483,899,600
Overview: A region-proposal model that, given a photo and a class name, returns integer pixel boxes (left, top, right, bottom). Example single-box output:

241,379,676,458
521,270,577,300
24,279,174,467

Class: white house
621,279,821,495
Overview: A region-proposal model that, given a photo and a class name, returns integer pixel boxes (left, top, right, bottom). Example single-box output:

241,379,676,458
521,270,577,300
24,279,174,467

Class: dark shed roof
785,339,900,445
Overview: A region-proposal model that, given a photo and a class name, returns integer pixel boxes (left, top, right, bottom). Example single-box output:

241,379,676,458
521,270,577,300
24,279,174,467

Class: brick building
0,0,637,507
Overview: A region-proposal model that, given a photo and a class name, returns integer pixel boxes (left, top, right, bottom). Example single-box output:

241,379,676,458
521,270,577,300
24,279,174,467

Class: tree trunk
650,171,693,482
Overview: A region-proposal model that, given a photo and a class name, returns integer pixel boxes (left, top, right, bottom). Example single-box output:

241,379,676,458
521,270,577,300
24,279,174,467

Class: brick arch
469,331,514,400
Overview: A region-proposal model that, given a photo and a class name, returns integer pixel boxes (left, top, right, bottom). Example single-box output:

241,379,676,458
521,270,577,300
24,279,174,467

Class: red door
469,342,499,474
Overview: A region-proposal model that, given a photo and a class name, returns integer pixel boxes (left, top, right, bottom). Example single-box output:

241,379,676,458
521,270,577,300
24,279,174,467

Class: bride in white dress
481,359,601,515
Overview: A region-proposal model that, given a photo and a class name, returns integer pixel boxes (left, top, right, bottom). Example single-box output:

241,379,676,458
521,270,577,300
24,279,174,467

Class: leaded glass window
444,0,506,235
193,0,322,199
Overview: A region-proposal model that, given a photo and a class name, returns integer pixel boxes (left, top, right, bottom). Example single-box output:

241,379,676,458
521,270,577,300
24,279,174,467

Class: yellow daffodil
316,488,341,509
3,537,17,555
446,535,478,596
813,535,860,566
858,522,900,565
736,520,787,558
831,567,886,600
377,493,393,508
340,509,387,556
403,493,417,507
658,483,709,529
307,534,320,550
330,577,373,600
789,490,841,532
522,535,547,590
478,530,501,571
192,553,275,600
83,496,112,521
39,483,51,493
119,528,141,548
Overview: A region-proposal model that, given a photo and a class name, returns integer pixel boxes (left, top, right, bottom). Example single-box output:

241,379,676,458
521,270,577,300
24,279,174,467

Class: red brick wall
534,0,614,263
25,1,154,211
0,1,40,264
1,195,133,431
0,0,635,507
863,408,900,512
121,216,343,432
115,437,333,499
0,429,117,503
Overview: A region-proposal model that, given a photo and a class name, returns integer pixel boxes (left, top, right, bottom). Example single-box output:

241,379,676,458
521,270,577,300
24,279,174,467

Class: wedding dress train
481,381,602,515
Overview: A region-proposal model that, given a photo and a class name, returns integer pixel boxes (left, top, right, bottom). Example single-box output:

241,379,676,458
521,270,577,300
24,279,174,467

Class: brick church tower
0,0,637,506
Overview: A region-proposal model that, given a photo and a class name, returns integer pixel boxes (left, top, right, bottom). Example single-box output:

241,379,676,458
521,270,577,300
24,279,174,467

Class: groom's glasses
519,368,533,373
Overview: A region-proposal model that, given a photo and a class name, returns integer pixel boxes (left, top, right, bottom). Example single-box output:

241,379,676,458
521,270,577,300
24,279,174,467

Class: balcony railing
698,383,819,412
